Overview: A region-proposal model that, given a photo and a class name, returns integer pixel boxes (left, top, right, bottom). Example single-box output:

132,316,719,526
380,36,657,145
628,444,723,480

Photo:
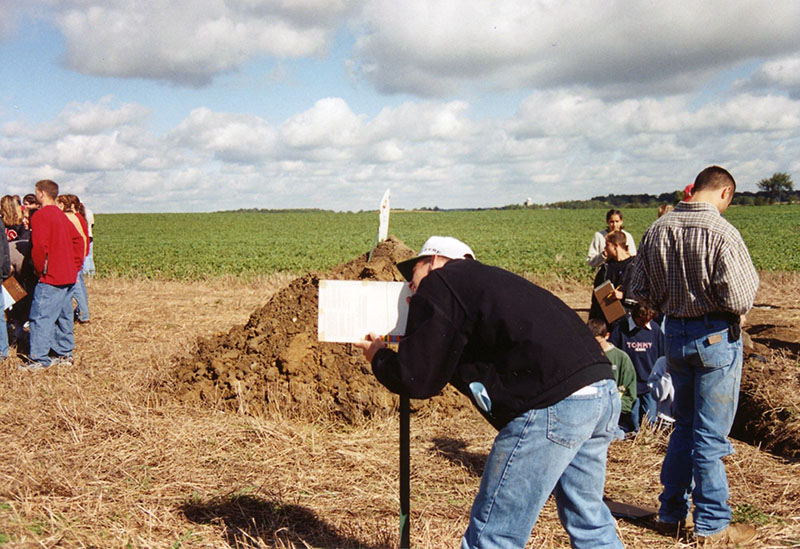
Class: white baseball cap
397,236,475,281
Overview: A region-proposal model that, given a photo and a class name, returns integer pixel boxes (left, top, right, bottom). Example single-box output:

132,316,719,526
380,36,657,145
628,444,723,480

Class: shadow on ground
431,437,487,477
748,324,800,356
180,493,388,548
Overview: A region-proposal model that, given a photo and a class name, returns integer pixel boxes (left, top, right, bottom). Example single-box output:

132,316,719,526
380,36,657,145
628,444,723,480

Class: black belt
677,311,739,324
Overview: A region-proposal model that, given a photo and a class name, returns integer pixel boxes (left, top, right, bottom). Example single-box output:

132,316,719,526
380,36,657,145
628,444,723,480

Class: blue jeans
73,271,90,322
630,391,657,432
29,282,75,364
0,301,7,358
658,317,742,537
83,241,96,276
461,379,622,549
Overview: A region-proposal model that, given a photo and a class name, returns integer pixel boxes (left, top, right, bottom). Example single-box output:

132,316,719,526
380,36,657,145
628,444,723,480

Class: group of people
356,166,758,547
1,180,94,368
587,209,671,435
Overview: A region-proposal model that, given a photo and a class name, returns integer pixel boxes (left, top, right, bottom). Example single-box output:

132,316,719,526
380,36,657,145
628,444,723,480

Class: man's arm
366,274,468,399
31,211,51,275
587,231,606,268
626,230,637,257
713,238,759,315
627,231,662,311
619,353,637,414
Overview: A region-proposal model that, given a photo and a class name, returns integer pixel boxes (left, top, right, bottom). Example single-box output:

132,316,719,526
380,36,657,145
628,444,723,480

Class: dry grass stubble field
1,274,799,548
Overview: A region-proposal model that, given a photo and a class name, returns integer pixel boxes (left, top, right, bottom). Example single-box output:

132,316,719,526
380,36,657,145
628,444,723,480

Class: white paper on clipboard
2,286,14,310
318,280,412,343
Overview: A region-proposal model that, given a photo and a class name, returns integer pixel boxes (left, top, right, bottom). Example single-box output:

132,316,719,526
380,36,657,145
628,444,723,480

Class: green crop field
95,205,800,281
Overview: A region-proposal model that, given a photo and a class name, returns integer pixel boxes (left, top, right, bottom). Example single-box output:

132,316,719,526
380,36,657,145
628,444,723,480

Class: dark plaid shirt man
629,166,759,546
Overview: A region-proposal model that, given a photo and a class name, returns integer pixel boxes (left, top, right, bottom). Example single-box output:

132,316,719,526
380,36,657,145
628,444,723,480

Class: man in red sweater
19,180,84,370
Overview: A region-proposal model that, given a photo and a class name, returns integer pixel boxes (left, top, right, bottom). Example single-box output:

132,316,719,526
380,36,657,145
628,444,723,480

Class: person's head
587,318,609,341
604,230,629,261
56,195,72,212
0,195,23,226
396,236,475,293
657,204,674,217
605,209,623,232
23,193,40,210
632,302,657,327
690,166,736,213
682,183,694,202
67,194,85,218
34,180,59,204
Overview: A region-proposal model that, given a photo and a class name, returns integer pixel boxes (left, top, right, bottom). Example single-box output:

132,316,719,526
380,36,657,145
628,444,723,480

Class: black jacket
0,220,11,280
589,256,634,321
372,259,612,429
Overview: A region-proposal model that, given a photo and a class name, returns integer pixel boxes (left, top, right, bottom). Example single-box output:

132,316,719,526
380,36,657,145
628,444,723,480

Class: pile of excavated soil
173,236,471,423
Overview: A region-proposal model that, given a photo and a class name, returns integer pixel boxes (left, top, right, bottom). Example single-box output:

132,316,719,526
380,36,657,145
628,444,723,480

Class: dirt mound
173,236,470,423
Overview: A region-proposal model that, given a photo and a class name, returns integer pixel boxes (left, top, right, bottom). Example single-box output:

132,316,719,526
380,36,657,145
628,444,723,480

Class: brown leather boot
695,523,757,547
654,514,693,538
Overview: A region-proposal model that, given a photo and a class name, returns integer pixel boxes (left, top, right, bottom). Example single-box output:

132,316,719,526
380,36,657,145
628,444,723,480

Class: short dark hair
606,209,622,222
633,301,657,321
35,179,59,199
587,318,609,338
22,193,39,206
693,166,735,194
605,230,628,249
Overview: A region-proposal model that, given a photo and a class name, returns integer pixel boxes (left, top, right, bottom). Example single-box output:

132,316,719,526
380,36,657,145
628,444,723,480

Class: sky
1,1,799,213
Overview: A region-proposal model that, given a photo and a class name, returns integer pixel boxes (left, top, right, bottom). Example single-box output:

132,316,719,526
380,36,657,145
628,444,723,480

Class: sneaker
696,523,757,547
51,355,74,367
17,361,52,372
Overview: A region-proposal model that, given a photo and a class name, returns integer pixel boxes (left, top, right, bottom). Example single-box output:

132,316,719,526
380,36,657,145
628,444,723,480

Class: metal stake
399,393,410,548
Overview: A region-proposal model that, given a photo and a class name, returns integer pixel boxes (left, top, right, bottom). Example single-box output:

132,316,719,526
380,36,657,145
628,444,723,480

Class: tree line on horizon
224,173,795,213
503,171,797,210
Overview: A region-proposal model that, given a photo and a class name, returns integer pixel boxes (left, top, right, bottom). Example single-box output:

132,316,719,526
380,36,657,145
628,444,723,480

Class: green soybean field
95,205,800,281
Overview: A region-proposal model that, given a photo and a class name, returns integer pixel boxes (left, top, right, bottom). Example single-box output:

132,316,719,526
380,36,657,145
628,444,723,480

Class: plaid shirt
628,201,758,317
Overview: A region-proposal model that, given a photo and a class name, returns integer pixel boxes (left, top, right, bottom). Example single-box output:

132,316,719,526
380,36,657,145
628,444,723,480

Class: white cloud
353,0,800,98
0,0,28,40
54,133,141,171
2,88,800,213
739,55,800,98
280,97,365,149
368,101,473,142
51,0,352,86
60,96,151,134
170,107,277,163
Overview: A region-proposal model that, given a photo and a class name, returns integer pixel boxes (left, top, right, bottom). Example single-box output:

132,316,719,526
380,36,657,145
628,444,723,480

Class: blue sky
1,0,799,213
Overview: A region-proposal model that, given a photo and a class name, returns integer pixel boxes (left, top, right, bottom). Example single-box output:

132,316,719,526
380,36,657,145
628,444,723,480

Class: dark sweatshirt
372,259,613,430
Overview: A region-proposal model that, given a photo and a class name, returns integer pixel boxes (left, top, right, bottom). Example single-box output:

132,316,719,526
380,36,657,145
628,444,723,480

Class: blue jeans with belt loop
461,378,622,549
658,316,742,537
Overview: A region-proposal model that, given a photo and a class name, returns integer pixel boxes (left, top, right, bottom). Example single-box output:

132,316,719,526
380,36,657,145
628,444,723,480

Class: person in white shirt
586,209,636,269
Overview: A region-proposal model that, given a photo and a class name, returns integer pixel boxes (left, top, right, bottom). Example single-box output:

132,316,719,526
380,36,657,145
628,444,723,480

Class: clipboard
2,276,27,310
318,280,412,343
593,280,625,324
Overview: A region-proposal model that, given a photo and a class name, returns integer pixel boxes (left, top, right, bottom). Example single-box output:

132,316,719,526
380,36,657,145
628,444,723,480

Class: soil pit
173,236,470,423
